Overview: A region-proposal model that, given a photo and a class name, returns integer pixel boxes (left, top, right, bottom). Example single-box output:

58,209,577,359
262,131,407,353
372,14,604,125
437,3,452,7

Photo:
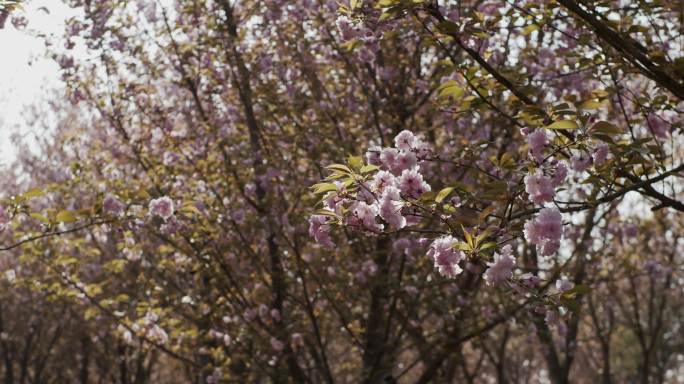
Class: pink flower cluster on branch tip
149,196,174,220
378,186,406,229
353,201,383,232
556,276,574,292
309,215,334,249
571,152,592,173
524,171,555,204
309,130,431,247
483,245,516,285
592,143,609,166
524,161,567,205
527,130,548,163
103,194,125,216
427,235,463,278
524,207,563,256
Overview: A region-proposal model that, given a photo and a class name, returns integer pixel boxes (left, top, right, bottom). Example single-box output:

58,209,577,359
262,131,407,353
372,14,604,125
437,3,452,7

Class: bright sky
0,0,75,167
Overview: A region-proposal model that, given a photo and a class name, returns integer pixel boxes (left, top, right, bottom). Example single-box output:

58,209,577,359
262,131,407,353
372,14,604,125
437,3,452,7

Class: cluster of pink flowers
646,113,670,138
524,207,563,256
524,171,555,204
483,245,516,285
522,127,571,257
426,235,463,278
571,152,592,172
358,130,431,228
571,141,611,174
592,143,609,166
308,215,335,249
526,130,549,163
149,196,174,220
209,329,232,347
103,194,125,216
555,276,574,292
131,311,169,345
522,127,612,256
523,162,567,205
309,130,432,248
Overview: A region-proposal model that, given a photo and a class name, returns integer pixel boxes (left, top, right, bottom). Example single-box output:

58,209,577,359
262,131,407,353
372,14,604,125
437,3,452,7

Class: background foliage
1,0,684,383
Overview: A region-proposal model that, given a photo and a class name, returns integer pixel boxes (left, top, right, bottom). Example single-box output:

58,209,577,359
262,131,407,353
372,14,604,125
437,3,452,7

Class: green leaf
325,164,352,174
590,121,623,136
592,134,615,144
312,182,338,194
22,188,45,199
522,24,538,35
104,259,127,274
347,155,363,171
451,181,474,193
360,164,379,174
84,307,100,320
378,0,400,7
560,297,580,313
435,187,455,203
437,20,459,34
56,210,77,223
580,99,607,109
565,284,591,296
437,80,464,99
475,227,493,244
313,209,339,218
56,256,78,266
418,191,437,203
29,213,50,224
115,294,130,303
180,202,201,215
461,225,474,249
478,242,497,251
545,120,579,130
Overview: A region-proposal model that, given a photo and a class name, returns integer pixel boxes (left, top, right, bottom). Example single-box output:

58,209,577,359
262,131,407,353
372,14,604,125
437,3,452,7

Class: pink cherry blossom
571,152,592,172
623,223,638,238
647,114,669,138
291,333,304,350
524,207,563,256
379,148,399,171
555,277,574,292
552,162,568,186
270,337,284,352
378,186,406,229
103,194,125,216
362,259,378,276
524,170,555,204
592,143,609,166
149,196,174,220
483,245,516,285
394,130,416,150
427,235,463,278
270,309,281,322
527,130,548,162
393,150,417,173
371,170,396,193
365,145,382,166
397,167,431,199
353,202,382,232
545,309,567,334
309,215,334,248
